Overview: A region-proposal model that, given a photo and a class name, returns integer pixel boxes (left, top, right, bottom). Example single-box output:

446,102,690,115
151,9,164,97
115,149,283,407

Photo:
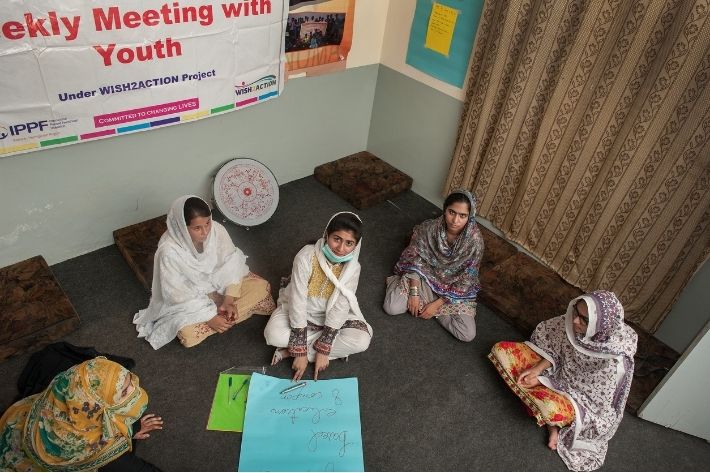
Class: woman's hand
517,368,541,388
419,299,445,319
207,314,235,333
219,295,237,322
407,295,421,316
517,359,551,388
292,356,308,382
314,353,329,381
133,413,163,440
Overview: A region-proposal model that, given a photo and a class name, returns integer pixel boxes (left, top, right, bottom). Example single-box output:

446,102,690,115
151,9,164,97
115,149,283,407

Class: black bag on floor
15,341,135,401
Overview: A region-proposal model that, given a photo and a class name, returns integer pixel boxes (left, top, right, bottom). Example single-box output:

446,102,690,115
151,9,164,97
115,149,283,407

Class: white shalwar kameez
264,214,372,361
133,195,249,349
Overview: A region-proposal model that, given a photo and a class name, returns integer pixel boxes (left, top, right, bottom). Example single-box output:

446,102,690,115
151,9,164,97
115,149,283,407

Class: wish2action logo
235,75,277,96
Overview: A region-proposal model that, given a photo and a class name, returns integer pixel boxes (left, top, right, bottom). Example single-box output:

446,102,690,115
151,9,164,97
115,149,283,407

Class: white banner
0,0,287,157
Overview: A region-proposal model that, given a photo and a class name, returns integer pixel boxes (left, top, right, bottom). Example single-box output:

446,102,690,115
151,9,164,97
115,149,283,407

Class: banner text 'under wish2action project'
0,0,287,157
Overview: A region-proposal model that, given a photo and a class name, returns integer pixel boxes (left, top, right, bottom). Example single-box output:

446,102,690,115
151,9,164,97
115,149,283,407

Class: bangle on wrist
408,287,419,297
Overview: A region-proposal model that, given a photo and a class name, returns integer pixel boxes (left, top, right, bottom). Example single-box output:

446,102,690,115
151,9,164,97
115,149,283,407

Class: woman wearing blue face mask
264,212,372,381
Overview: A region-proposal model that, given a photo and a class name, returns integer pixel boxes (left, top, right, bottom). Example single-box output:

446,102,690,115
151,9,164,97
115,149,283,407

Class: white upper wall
348,0,389,68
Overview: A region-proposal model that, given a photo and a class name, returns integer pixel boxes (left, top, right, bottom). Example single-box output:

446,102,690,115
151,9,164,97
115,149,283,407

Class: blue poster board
238,374,364,471
406,0,484,88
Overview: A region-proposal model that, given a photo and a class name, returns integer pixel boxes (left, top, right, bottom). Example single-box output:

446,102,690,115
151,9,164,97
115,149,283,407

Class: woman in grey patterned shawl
498,290,638,471
383,189,484,341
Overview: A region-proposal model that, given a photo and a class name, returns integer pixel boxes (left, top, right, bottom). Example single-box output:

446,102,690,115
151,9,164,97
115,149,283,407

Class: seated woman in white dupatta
264,212,372,381
134,195,275,350
489,291,638,471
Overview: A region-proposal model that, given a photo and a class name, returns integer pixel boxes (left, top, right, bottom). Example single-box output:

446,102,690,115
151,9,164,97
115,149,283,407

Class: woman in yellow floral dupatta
0,357,162,471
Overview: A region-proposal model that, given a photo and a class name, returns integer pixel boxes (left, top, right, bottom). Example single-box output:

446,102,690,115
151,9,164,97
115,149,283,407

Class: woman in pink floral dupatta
489,290,637,471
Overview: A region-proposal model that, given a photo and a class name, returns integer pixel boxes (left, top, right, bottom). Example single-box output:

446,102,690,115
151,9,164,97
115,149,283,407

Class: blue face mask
322,243,355,264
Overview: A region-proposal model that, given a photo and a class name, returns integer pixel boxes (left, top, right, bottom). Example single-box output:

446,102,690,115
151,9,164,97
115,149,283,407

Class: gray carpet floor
1,176,709,471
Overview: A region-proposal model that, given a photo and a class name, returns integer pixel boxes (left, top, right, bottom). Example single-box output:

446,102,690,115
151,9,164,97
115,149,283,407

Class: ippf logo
0,121,49,139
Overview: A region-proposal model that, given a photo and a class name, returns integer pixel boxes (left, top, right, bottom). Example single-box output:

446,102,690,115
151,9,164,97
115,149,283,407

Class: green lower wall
367,65,463,207
654,263,710,353
0,65,378,267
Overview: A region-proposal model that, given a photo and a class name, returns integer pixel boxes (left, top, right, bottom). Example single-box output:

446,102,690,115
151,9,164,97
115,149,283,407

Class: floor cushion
113,215,167,291
0,256,80,362
314,151,413,209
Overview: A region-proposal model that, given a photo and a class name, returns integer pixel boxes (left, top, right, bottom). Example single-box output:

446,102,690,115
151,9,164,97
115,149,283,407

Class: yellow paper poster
424,2,459,56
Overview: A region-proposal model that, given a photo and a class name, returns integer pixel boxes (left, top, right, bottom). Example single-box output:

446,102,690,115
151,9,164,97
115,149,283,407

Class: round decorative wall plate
212,158,279,226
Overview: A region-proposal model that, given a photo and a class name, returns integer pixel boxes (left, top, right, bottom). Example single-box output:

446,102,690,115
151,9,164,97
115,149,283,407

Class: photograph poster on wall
286,0,355,78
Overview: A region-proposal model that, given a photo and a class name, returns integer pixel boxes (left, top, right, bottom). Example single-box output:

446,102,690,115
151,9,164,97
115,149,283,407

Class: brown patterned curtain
445,0,710,332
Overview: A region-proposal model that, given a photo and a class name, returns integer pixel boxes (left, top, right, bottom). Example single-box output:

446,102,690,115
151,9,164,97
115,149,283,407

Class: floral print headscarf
528,291,638,471
393,189,484,301
0,357,147,471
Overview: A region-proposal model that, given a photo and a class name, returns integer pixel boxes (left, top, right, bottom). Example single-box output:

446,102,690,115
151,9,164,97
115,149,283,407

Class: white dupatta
133,195,249,349
284,211,366,330
313,211,365,321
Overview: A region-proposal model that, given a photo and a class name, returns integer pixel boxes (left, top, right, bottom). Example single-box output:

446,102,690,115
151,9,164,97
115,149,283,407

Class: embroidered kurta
133,195,249,349
289,245,363,326
282,242,369,356
527,291,637,471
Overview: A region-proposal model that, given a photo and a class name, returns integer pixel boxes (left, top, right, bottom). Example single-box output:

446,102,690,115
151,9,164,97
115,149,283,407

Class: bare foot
271,348,290,366
547,425,560,450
